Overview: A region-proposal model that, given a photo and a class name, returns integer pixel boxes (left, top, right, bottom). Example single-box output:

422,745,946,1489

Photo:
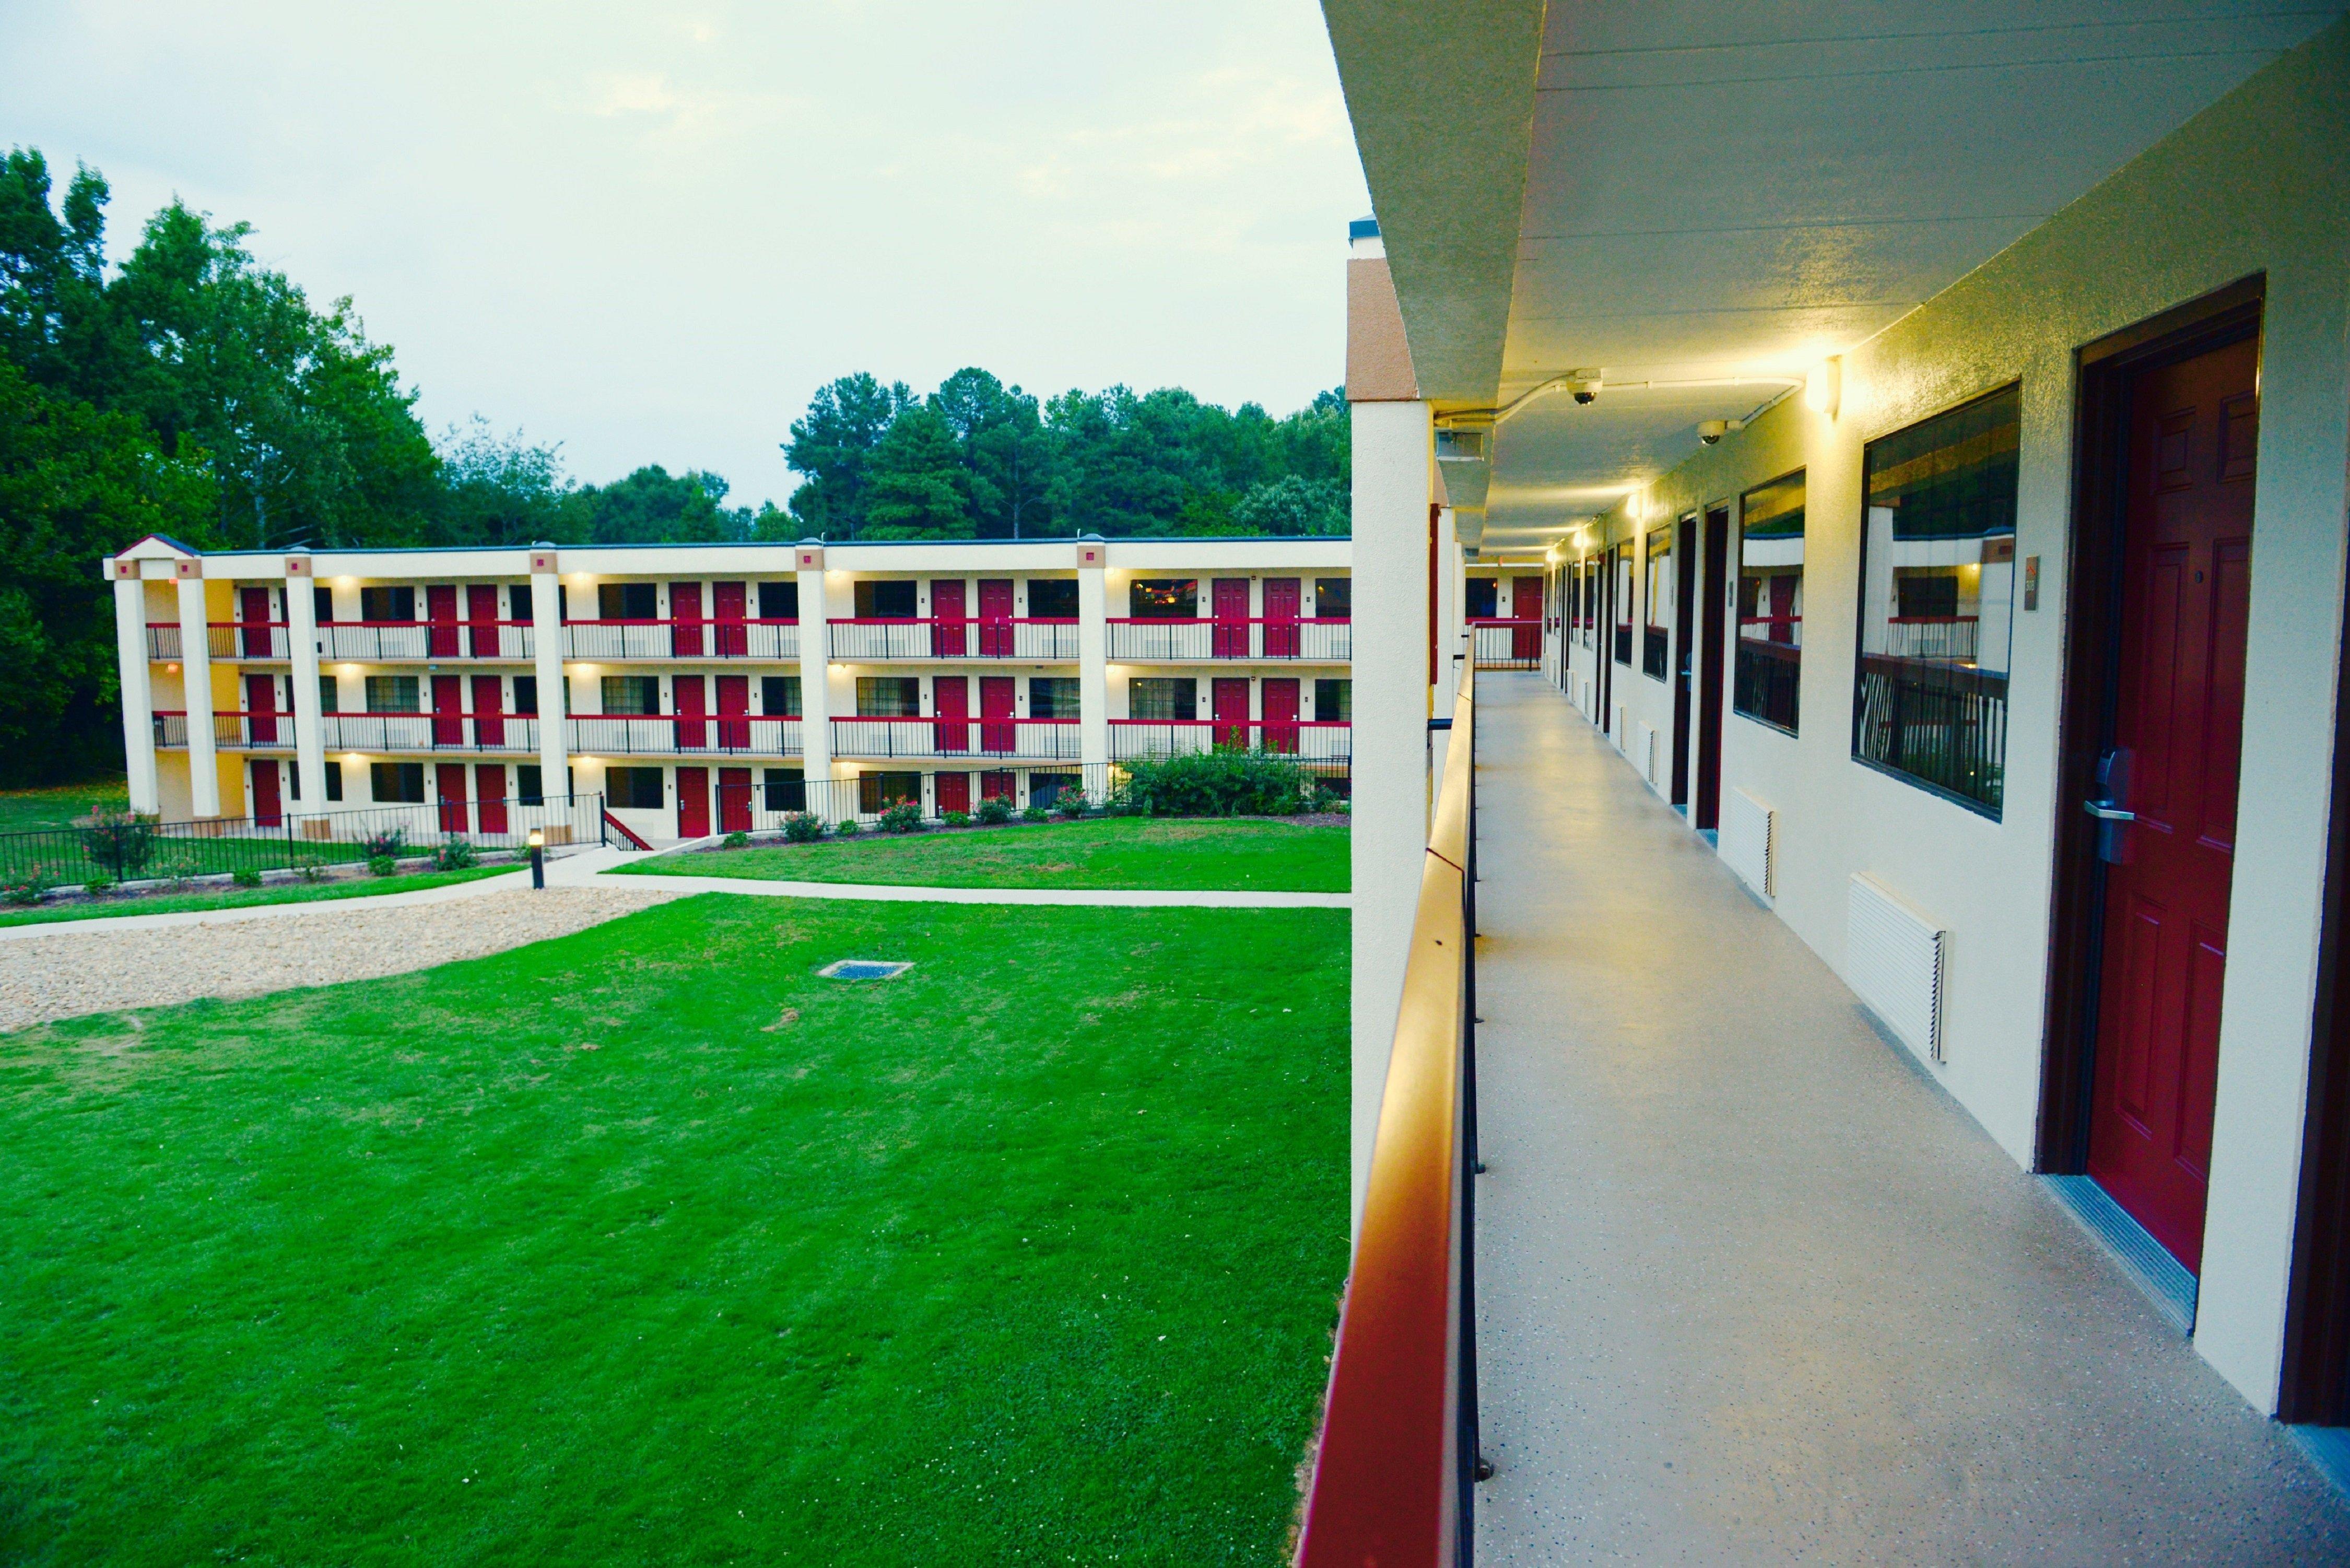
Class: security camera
1697,419,1729,445
1571,382,1601,405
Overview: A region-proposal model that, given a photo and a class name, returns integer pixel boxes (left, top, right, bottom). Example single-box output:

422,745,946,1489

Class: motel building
103,537,1350,842
1305,7,2350,1565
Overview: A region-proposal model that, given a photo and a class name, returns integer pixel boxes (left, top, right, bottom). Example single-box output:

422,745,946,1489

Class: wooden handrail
1296,666,1477,1567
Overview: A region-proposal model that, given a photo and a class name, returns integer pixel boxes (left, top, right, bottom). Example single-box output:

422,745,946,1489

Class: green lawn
620,815,1352,893
0,895,1348,1564
0,864,515,928
0,779,128,833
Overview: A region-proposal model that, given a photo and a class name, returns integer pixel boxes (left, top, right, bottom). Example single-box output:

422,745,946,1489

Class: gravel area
0,888,678,1031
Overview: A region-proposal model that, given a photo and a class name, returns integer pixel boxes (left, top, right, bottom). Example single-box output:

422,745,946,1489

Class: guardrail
320,713,545,753
1296,667,1480,1566
824,619,1083,662
1105,618,1350,662
568,715,804,757
1468,619,1538,670
829,716,1080,760
211,622,291,660
145,624,182,662
1854,654,2006,813
563,619,798,662
1107,718,1351,762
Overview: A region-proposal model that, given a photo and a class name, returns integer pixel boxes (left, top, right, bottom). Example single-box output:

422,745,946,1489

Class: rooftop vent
818,960,911,981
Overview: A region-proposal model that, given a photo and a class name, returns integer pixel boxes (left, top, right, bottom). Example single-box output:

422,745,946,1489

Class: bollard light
527,828,545,890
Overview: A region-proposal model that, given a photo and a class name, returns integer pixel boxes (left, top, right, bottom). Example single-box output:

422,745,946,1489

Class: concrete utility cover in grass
819,959,911,980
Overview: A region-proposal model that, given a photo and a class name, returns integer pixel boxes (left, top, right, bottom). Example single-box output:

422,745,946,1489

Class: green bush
1021,805,1050,823
782,813,825,843
1112,749,1315,817
360,828,407,861
1054,789,1091,819
296,864,326,883
3,874,53,906
878,801,924,835
434,838,478,871
366,854,398,877
231,868,264,889
79,811,158,879
974,797,1013,826
941,810,971,829
836,819,862,838
81,875,116,896
721,830,749,849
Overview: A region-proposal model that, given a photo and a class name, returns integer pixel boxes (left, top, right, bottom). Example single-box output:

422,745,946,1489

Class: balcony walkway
1468,673,2350,1563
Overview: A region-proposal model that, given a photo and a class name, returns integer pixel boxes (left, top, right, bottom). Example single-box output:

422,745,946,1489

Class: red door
979,676,1016,755
245,674,279,745
1213,578,1251,658
676,767,710,837
1264,578,1301,658
250,760,282,827
718,767,752,832
1213,677,1251,749
426,584,459,657
716,675,749,750
1513,577,1544,660
436,762,469,833
240,586,273,657
471,676,505,747
936,772,971,815
931,579,968,659
2085,334,2259,1275
674,676,708,750
713,582,747,657
1262,677,1300,754
671,582,704,657
935,675,970,753
978,579,1015,657
980,770,1015,803
475,764,508,835
467,585,500,657
431,675,463,746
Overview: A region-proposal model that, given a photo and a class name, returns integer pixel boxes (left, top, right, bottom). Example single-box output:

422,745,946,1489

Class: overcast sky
1,2,1368,507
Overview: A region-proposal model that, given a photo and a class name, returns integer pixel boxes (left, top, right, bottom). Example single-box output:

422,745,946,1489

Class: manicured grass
0,895,1348,1564
0,864,515,928
0,779,128,833
619,815,1352,893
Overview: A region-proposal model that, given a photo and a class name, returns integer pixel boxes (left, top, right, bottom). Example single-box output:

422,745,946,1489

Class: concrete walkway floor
1468,673,2350,1565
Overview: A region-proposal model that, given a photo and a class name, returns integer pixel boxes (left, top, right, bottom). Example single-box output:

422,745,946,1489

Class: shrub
80,811,158,879
878,801,924,835
941,810,971,829
2,874,53,906
1112,748,1314,817
231,868,264,889
81,875,116,896
1053,789,1090,819
782,812,825,843
836,819,863,838
434,838,478,871
721,830,749,849
359,828,407,861
296,863,326,883
1022,805,1050,823
974,796,1013,826
367,854,398,877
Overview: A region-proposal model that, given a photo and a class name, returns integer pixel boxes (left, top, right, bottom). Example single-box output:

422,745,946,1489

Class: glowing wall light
1806,358,1842,420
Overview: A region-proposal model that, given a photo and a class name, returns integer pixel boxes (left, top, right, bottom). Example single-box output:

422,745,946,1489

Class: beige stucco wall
1560,20,2349,1411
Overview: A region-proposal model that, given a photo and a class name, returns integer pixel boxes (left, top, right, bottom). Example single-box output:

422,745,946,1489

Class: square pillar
528,547,569,812
285,555,326,815
794,544,834,817
1077,538,1109,772
109,560,158,814
175,562,221,819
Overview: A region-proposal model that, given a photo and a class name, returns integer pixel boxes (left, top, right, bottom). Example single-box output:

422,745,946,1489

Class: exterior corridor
1468,673,2350,1564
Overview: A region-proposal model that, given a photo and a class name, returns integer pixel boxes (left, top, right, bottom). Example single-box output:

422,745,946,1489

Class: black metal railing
1853,655,2006,814
1641,625,1668,679
1613,624,1632,666
1733,639,1801,734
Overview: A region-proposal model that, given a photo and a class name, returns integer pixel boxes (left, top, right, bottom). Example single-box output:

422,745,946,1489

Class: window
508,583,532,623
605,767,665,809
365,675,419,713
602,676,661,715
1027,579,1078,618
763,767,805,811
323,760,343,803
1735,470,1805,734
1128,580,1197,619
314,587,335,624
1027,772,1079,808
758,580,798,619
1128,677,1196,721
1029,677,1079,718
1312,577,1350,618
359,585,414,622
855,676,921,717
370,761,425,803
1642,527,1673,678
1613,546,1634,665
597,582,657,620
761,675,801,717
853,580,917,618
1853,383,2020,816
856,771,920,812
1464,578,1497,619
518,764,544,806
513,676,538,715
318,676,340,714
1314,678,1352,721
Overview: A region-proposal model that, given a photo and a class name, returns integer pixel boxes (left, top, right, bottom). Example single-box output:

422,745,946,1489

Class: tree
565,466,751,545
432,418,569,547
934,367,1055,537
1232,475,1347,536
860,405,970,538
782,372,910,538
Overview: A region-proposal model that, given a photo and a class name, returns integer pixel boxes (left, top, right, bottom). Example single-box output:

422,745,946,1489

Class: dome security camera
1571,382,1601,405
1697,419,1729,445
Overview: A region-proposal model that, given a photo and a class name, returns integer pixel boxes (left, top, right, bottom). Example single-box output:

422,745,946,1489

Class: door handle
2084,800,2136,822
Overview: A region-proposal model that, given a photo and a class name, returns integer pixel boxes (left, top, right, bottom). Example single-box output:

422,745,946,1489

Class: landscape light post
527,828,544,890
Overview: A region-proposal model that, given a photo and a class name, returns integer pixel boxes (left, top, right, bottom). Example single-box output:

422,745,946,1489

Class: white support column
1348,396,1434,1241
285,557,325,814
176,565,221,819
794,544,833,817
528,547,569,811
1433,509,1461,715
110,563,158,814
1077,538,1109,775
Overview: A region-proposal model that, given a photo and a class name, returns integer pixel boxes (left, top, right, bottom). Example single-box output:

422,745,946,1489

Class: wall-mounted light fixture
1806,358,1842,420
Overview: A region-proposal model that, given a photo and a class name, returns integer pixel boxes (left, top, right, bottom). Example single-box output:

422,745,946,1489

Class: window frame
1733,467,1807,737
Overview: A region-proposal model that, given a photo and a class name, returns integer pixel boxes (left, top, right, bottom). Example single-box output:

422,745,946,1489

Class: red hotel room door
1513,576,1543,661
1213,677,1251,749
1212,578,1251,658
250,760,281,826
936,772,971,815
674,676,708,750
978,579,1015,656
676,767,710,837
931,578,967,659
1264,577,1301,657
716,675,749,749
1261,677,1300,753
475,765,508,834
2084,332,2259,1276
712,581,747,657
466,584,500,656
717,767,752,833
471,676,504,748
979,676,1015,754
426,584,459,656
436,762,468,833
934,675,970,753
671,582,704,656
245,674,279,744
431,675,463,746
239,586,273,657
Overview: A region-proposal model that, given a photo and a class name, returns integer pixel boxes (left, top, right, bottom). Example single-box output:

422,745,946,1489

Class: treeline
0,146,1347,785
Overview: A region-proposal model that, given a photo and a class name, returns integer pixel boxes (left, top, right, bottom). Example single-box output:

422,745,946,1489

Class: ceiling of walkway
1325,1,2349,552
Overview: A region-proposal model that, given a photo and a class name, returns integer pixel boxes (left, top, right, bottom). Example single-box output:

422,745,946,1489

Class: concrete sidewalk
1467,672,2350,1564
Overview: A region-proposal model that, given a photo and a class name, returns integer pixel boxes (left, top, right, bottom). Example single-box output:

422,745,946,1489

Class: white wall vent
1613,703,1626,749
1630,718,1658,787
1722,787,1775,899
1847,873,1946,1062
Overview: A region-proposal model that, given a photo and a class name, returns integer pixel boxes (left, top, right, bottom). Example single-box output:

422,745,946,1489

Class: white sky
1,2,1368,507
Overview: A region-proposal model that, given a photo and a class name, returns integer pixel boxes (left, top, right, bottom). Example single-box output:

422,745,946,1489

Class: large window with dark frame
1641,525,1673,679
1734,470,1805,734
1852,382,2020,816
1612,545,1634,665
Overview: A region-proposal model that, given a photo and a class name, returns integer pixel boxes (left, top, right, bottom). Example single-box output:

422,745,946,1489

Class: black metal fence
1642,626,1669,679
1853,655,2006,814
1733,639,1801,734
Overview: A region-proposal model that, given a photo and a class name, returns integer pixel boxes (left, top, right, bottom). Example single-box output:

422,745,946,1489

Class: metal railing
316,621,540,662
568,715,803,757
1296,666,1480,1566
1468,619,1539,670
321,713,545,753
1107,718,1352,762
829,716,1081,760
1883,614,1978,662
563,619,798,661
1733,639,1801,733
210,622,291,660
1105,618,1351,662
825,619,1083,662
1853,654,2006,813
1612,624,1634,666
145,624,181,661
1642,624,1669,679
